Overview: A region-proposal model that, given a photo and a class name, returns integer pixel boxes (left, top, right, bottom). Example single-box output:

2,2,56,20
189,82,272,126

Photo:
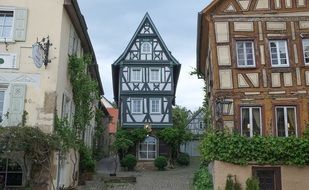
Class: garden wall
210,160,309,190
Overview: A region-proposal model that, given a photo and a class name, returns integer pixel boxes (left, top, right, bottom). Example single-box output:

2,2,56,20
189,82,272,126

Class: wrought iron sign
32,36,52,68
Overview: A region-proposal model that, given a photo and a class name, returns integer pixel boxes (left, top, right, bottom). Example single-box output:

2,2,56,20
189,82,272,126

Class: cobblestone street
79,157,200,190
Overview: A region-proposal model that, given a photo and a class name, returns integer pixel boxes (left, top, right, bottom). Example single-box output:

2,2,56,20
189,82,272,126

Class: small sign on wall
0,53,17,69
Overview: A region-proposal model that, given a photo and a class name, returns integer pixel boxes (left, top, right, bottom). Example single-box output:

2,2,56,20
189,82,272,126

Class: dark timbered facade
112,13,181,160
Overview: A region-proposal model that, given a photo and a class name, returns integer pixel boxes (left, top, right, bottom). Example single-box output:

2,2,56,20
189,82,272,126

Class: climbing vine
68,55,99,136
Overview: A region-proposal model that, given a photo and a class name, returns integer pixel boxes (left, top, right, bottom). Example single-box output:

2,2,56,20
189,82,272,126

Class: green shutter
14,8,28,41
8,84,26,126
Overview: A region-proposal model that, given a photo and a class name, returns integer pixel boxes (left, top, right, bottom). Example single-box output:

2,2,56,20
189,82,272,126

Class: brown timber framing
197,0,309,135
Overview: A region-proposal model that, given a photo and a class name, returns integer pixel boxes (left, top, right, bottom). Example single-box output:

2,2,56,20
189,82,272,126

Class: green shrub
193,165,213,190
200,130,309,166
122,154,137,171
154,156,168,170
177,152,190,166
246,177,259,190
225,175,241,190
79,144,95,172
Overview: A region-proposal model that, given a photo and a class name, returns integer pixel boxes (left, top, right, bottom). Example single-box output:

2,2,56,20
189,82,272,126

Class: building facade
112,13,181,161
180,109,205,156
197,0,309,189
0,0,103,189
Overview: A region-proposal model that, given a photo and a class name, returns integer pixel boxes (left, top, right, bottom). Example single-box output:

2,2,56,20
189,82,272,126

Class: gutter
64,0,104,95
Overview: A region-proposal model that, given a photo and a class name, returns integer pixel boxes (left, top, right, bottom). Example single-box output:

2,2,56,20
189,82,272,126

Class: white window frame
149,68,161,82
236,41,255,67
0,9,15,41
269,40,289,67
150,98,161,114
131,98,143,114
275,106,297,137
130,68,142,82
240,107,262,137
141,42,152,54
138,136,157,160
302,39,309,65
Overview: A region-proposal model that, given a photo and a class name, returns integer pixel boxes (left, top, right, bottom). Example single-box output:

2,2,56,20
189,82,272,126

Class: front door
252,167,282,190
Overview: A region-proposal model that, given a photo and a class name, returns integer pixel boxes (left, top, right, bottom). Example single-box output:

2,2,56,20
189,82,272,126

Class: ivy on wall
200,130,309,166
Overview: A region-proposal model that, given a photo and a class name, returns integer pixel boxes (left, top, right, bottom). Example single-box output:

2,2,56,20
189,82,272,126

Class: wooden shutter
68,25,74,55
8,84,26,126
14,8,28,41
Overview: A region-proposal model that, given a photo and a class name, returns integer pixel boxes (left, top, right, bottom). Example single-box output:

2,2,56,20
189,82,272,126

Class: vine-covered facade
0,0,105,189
197,0,309,189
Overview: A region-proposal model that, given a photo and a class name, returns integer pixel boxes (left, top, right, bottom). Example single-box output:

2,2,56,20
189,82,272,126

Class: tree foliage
157,105,192,165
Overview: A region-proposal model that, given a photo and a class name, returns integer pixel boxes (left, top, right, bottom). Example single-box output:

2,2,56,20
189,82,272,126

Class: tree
157,105,192,167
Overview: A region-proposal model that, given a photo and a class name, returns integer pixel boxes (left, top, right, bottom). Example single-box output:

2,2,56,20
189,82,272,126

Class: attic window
141,42,152,54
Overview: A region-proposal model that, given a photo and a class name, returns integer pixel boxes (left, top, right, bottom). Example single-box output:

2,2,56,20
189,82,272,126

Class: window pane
276,108,285,137
140,143,147,151
252,108,261,136
148,144,156,151
287,108,296,136
241,108,250,137
148,152,155,159
139,152,147,159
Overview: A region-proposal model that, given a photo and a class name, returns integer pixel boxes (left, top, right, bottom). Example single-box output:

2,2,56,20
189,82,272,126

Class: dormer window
141,42,152,54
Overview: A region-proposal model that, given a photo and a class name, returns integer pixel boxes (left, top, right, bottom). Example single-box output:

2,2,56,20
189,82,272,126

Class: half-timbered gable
197,1,309,188
112,13,181,129
198,0,309,136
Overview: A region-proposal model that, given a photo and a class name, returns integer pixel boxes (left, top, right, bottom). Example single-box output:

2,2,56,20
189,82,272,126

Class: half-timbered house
197,0,309,189
112,13,181,161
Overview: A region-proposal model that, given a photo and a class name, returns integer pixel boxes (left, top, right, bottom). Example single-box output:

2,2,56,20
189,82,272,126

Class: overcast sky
78,0,210,111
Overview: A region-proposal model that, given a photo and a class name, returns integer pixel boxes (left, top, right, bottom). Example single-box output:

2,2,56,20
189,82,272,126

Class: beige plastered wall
211,161,309,190
2,0,77,188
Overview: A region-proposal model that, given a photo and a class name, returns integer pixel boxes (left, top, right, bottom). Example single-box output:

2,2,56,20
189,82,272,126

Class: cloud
78,0,210,111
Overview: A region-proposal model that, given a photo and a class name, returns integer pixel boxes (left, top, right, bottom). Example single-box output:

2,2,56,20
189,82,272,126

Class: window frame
138,136,157,160
149,98,161,114
240,107,262,137
130,67,142,82
269,40,290,67
0,158,23,187
302,39,309,65
131,98,143,114
0,9,15,42
236,41,256,68
275,106,297,137
149,68,161,82
141,42,152,54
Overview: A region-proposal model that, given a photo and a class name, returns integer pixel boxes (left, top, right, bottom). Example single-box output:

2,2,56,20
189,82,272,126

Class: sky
78,0,210,111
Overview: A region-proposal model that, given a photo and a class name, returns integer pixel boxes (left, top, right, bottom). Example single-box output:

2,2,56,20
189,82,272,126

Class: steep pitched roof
112,13,181,104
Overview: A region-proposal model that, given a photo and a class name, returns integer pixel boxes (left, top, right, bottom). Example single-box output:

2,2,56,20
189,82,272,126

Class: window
0,11,13,40
131,68,142,82
150,98,161,114
236,41,255,67
269,40,289,67
149,68,160,82
139,136,157,160
276,106,297,137
241,107,261,137
302,39,309,64
131,98,142,114
141,42,152,54
0,90,4,122
199,121,203,129
0,158,23,187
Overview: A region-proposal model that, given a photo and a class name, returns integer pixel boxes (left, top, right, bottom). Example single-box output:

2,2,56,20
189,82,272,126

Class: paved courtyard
79,157,200,190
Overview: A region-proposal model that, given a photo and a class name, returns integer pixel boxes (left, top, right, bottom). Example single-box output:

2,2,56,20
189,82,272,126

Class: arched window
138,136,157,160
0,158,23,188
141,42,152,54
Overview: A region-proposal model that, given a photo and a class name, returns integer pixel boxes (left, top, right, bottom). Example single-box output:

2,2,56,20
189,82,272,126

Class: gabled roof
112,13,181,104
186,108,203,127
